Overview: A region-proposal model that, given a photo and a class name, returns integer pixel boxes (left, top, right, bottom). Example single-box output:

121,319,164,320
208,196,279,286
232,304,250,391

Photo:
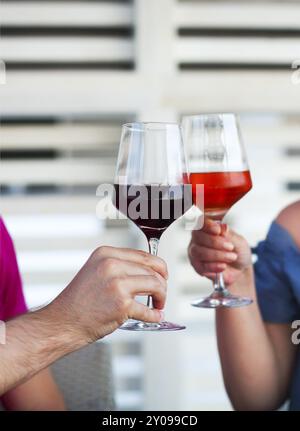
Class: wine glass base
119,319,186,331
191,292,253,309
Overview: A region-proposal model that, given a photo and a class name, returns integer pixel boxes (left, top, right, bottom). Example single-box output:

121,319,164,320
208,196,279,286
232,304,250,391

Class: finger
122,275,167,310
199,262,227,273
189,244,238,264
200,218,222,235
128,302,164,323
102,258,161,278
95,246,168,279
191,260,226,275
191,230,234,251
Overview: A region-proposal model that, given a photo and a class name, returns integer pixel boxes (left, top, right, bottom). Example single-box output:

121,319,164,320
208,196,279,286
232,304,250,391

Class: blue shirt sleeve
253,222,300,323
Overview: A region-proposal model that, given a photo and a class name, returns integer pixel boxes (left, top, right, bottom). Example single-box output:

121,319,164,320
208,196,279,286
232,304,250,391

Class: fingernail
223,241,234,251
226,252,237,261
159,310,165,322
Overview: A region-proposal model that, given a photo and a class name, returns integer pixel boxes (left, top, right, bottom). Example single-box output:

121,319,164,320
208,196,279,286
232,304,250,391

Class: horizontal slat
168,73,300,112
18,249,91,272
242,124,300,148
0,158,115,185
13,231,130,252
0,124,120,150
176,37,299,64
0,2,133,27
1,37,133,62
4,213,129,251
1,71,300,113
0,195,99,214
22,271,83,286
5,214,104,238
175,2,300,29
0,73,141,115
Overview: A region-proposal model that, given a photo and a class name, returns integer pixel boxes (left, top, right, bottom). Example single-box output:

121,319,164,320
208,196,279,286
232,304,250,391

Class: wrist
2,305,89,393
241,264,254,279
230,264,256,296
41,301,88,354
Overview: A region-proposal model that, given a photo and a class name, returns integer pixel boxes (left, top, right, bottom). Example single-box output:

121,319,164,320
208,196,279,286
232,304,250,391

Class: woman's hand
49,246,168,343
188,218,252,285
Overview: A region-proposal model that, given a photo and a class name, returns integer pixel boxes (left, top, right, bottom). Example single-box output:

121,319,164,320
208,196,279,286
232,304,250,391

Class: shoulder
276,201,300,249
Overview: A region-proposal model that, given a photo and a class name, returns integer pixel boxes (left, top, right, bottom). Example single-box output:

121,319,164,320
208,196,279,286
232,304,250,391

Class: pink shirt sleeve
0,218,28,321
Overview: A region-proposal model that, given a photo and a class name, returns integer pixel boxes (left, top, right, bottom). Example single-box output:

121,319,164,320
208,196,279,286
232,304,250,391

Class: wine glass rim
182,112,237,120
123,121,180,131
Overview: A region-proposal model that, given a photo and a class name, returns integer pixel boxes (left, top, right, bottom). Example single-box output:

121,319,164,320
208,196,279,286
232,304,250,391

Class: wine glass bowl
113,122,192,330
182,113,253,308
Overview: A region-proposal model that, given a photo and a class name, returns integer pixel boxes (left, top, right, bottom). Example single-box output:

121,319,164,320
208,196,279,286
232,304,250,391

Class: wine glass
182,113,253,308
113,122,191,330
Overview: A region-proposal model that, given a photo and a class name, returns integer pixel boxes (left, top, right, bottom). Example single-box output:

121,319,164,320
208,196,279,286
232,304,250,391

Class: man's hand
48,246,168,344
188,218,252,285
0,246,167,396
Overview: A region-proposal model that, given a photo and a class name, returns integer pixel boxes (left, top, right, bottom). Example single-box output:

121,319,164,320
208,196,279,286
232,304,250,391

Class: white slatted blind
1,0,300,411
175,1,300,29
0,0,134,68
175,0,300,68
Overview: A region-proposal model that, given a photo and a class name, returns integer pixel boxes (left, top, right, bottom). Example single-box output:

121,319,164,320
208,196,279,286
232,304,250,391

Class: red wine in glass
190,170,252,220
114,184,190,240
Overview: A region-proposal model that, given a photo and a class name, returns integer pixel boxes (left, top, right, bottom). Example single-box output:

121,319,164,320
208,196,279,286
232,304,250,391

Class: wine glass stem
213,272,226,293
147,237,160,308
213,220,227,295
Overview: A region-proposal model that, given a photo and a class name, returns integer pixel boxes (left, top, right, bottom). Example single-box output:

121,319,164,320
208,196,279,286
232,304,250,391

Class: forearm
1,369,66,411
0,305,86,395
216,266,282,410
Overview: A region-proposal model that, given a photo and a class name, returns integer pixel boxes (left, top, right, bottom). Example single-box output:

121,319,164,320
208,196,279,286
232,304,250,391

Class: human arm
1,368,65,411
188,216,298,410
0,218,65,410
216,267,296,411
0,246,167,395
